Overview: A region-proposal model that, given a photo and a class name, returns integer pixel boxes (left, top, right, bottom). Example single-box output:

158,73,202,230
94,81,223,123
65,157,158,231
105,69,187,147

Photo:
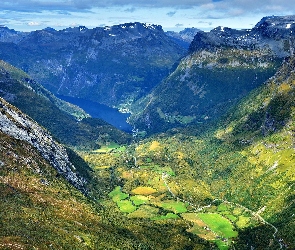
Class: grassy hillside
0,129,215,249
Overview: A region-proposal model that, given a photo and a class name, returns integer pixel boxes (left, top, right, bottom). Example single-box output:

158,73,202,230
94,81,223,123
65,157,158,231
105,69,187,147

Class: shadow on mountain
230,89,294,147
234,187,295,249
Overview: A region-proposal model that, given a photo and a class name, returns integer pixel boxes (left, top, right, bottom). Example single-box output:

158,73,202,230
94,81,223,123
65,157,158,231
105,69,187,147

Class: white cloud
1,0,295,32
27,21,41,26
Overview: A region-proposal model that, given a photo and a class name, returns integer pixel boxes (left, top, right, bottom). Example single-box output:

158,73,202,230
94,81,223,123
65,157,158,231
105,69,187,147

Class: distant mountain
189,15,295,56
166,27,201,49
130,16,295,134
0,60,131,148
0,22,186,110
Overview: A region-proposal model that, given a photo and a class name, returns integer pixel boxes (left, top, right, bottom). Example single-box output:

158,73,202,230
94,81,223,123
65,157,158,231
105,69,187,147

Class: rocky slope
130,15,295,134
0,60,131,148
0,97,87,192
0,22,186,109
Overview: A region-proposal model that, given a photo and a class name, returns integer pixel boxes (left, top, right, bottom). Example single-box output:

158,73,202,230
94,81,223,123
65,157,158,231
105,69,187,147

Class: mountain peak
254,15,295,29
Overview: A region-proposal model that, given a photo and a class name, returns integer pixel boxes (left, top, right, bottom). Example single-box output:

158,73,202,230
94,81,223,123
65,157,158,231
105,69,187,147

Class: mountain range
0,22,186,110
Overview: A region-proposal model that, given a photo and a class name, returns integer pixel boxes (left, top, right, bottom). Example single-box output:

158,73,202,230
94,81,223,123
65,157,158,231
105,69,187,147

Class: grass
154,200,187,214
236,215,251,228
127,205,159,219
108,186,129,202
131,186,157,195
93,143,126,153
116,200,137,213
197,213,238,238
130,195,149,206
151,213,179,220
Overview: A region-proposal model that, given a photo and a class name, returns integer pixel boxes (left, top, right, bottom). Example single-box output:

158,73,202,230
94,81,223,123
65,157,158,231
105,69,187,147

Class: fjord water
57,95,133,132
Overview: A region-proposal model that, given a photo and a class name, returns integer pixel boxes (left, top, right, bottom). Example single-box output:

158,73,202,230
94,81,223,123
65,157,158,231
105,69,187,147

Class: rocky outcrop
189,15,295,57
0,97,87,193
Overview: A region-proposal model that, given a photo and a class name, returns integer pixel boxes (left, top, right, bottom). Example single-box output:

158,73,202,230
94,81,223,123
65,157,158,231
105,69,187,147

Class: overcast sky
1,0,295,32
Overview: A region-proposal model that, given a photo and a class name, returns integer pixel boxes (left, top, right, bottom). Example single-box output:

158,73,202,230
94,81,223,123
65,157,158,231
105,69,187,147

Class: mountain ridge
130,15,295,134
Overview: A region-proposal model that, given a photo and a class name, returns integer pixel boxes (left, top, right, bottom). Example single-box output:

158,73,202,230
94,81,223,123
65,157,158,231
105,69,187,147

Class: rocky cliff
0,97,87,192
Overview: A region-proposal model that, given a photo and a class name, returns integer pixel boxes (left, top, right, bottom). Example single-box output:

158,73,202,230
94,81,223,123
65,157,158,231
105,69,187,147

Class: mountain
0,97,88,192
2,54,295,249
1,16,295,250
0,60,131,149
166,27,201,49
130,16,295,134
0,22,186,110
0,98,182,249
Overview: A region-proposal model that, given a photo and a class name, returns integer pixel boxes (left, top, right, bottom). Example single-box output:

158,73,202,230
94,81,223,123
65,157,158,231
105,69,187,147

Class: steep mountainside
0,97,88,192
0,23,185,109
130,15,295,134
0,60,131,148
0,100,186,249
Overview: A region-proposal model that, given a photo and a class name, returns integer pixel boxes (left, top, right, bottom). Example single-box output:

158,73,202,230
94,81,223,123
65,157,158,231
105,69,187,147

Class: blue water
57,95,132,132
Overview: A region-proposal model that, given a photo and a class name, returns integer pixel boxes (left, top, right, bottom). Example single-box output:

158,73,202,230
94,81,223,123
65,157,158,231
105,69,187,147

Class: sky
1,0,295,32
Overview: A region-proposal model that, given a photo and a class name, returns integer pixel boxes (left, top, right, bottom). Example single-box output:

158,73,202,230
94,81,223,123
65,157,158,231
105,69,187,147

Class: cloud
198,20,212,25
175,23,184,27
167,11,177,17
124,7,136,12
27,21,41,26
2,0,295,19
1,0,209,12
